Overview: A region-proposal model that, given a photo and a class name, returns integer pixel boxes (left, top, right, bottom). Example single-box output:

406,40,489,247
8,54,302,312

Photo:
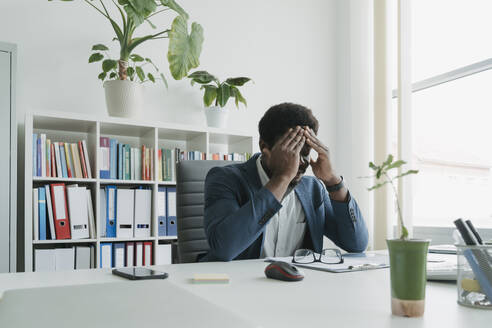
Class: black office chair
175,160,239,263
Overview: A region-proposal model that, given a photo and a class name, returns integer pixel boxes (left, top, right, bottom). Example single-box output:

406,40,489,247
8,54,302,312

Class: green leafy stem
360,154,419,239
187,71,252,108
89,44,167,86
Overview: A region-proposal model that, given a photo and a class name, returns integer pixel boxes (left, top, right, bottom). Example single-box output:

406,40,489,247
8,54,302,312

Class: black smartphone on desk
112,267,169,280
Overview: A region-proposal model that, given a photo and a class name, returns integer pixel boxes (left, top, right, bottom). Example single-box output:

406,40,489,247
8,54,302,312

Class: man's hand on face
304,127,340,186
262,126,306,183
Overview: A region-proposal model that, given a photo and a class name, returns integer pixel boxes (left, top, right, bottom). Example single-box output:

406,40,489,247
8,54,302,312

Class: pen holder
456,245,492,309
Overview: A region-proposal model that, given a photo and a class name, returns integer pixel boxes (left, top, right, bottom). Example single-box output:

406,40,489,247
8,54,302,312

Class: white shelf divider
33,177,97,183
24,111,254,272
33,239,97,245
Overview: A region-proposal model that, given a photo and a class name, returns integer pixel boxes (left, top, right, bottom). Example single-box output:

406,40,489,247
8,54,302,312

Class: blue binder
59,144,68,178
158,187,167,236
166,187,177,236
105,185,117,238
38,187,47,240
110,139,118,180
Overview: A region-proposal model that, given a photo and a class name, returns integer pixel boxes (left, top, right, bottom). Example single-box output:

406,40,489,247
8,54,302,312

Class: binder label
53,185,67,220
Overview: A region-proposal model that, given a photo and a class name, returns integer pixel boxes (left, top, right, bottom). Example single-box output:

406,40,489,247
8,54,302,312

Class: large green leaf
124,5,143,26
130,54,144,62
127,66,135,80
160,0,188,19
102,59,117,72
231,86,247,108
124,0,156,26
201,85,218,107
225,77,251,86
89,53,104,63
188,71,217,84
167,16,204,80
136,66,145,81
216,83,231,107
92,44,109,51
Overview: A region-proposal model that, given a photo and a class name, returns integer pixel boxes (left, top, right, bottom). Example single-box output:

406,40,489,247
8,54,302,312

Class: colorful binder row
33,134,92,179
100,242,153,268
33,184,96,240
174,149,251,162
99,186,153,238
210,153,251,161
157,148,251,182
34,246,95,272
99,137,154,181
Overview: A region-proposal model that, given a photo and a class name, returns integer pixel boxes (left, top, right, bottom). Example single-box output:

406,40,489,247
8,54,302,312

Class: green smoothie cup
386,239,430,317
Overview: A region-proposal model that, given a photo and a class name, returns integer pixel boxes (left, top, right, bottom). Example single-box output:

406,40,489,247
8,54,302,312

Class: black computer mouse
264,261,304,281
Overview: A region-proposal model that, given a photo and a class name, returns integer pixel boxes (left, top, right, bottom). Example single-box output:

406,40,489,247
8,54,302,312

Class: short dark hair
258,103,319,147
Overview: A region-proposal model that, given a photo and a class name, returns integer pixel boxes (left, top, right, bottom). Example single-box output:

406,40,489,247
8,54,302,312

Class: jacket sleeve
203,167,282,261
322,184,369,253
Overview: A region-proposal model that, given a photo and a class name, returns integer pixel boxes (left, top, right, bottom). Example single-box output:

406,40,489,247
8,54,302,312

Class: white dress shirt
257,156,306,258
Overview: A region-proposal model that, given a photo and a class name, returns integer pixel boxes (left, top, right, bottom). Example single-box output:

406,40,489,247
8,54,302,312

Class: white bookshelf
24,111,254,272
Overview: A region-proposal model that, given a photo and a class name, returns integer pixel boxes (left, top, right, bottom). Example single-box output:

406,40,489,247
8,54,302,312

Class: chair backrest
176,160,237,263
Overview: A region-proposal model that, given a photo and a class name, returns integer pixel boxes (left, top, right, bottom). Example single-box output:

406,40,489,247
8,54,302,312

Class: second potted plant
188,70,251,128
364,154,429,317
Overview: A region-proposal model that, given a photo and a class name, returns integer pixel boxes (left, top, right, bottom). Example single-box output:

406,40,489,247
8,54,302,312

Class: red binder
143,241,153,266
50,183,71,239
50,143,56,177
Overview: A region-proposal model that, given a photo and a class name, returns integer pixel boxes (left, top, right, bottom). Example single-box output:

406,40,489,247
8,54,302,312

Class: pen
348,263,384,270
465,220,483,245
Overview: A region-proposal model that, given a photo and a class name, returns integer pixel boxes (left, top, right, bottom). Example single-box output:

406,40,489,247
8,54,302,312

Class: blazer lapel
240,153,263,191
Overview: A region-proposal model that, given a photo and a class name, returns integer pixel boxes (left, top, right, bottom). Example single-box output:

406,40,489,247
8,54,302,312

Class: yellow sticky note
192,273,230,284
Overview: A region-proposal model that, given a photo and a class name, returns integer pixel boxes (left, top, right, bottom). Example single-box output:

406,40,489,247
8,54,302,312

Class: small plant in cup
361,154,418,239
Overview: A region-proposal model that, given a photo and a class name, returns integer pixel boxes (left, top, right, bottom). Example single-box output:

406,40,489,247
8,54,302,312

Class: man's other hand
263,126,306,183
304,127,340,186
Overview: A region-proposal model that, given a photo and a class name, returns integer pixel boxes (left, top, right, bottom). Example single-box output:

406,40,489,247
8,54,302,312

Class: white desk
0,259,489,327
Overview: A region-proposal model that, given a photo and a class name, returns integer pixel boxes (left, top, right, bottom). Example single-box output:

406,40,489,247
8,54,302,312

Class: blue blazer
200,153,368,262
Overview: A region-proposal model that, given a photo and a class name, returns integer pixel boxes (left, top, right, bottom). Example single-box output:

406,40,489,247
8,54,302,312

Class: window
393,0,492,229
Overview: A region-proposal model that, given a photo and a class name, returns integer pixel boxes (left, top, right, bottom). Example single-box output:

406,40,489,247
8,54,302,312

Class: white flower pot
204,106,229,128
103,80,143,118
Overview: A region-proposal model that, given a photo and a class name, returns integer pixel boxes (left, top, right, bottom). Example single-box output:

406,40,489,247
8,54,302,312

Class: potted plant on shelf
50,0,204,118
362,154,429,317
187,70,251,128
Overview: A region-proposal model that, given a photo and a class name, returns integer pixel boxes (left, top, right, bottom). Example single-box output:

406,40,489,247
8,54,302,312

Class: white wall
1,0,339,268
0,0,337,147
334,0,375,249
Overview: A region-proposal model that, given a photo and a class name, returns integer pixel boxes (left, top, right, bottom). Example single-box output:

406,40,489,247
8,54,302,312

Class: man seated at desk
200,103,368,262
